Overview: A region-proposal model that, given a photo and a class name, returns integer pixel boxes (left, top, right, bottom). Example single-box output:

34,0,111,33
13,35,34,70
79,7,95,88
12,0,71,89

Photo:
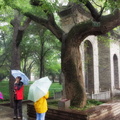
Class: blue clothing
36,113,46,120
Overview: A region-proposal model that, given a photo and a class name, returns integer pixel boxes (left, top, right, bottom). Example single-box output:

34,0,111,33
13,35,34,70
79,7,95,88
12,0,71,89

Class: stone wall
110,41,120,91
98,40,111,91
60,9,89,33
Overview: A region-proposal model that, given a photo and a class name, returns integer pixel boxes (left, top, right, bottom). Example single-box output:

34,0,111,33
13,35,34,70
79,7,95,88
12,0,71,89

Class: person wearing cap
13,76,24,119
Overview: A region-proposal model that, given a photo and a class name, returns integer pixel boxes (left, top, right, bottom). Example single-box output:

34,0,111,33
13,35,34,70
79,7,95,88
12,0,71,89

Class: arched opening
84,40,94,93
113,54,119,89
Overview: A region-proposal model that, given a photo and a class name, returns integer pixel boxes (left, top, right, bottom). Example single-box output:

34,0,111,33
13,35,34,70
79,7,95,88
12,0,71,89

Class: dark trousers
14,100,22,117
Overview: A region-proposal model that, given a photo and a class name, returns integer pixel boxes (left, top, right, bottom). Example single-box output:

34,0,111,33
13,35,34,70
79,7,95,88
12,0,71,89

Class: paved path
0,105,13,120
0,103,30,120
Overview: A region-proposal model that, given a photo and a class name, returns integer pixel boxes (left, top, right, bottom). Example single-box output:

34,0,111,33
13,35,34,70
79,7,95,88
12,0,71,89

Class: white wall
110,40,120,91
80,35,99,94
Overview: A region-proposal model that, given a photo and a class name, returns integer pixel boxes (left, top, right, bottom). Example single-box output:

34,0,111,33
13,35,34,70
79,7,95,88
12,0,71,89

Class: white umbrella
11,70,29,85
28,76,52,102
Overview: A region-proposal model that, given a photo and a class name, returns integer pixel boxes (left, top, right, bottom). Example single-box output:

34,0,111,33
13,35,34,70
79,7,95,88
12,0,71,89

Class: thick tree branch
19,18,31,30
91,0,102,8
67,9,120,45
47,13,55,24
81,0,100,21
98,0,107,19
16,18,31,46
10,17,20,27
79,0,107,21
24,12,64,42
27,0,64,41
45,11,65,42
24,12,48,26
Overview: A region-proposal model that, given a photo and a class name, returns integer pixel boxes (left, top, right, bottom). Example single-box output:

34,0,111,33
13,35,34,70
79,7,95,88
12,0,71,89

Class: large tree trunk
9,14,30,107
40,56,44,78
9,17,21,107
61,41,86,107
9,43,20,107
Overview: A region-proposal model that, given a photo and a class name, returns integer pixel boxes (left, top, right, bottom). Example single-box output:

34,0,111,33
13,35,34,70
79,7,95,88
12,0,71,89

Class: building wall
60,9,89,33
98,40,111,91
80,36,99,94
110,41,120,92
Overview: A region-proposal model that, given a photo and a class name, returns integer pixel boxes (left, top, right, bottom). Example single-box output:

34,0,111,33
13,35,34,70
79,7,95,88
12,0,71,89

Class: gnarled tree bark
61,38,86,107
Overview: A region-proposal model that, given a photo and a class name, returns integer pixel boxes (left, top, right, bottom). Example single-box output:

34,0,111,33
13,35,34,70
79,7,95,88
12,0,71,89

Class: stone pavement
0,105,13,120
0,103,30,120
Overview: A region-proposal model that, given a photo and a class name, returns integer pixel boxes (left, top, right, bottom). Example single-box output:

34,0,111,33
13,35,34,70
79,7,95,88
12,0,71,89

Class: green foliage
0,8,14,80
1,0,120,16
0,68,9,80
20,22,61,78
47,99,103,110
0,81,9,101
50,82,62,89
49,83,62,97
107,0,120,10
48,99,58,106
48,99,59,108
2,0,60,17
87,99,103,105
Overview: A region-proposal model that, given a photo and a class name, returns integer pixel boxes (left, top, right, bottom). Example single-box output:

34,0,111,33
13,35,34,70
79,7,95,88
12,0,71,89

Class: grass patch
70,99,103,111
49,83,62,97
48,99,59,109
47,99,104,111
0,81,9,101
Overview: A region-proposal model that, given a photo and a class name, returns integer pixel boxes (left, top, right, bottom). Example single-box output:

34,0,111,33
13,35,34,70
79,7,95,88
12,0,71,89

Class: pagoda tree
2,0,120,107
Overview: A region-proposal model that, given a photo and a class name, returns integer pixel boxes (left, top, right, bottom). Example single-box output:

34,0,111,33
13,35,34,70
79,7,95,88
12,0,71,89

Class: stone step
88,102,120,120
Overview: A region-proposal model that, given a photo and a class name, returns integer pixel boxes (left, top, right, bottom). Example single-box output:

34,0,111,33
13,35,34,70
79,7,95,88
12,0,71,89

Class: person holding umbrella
11,70,29,119
34,92,49,120
28,76,52,120
13,76,24,119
